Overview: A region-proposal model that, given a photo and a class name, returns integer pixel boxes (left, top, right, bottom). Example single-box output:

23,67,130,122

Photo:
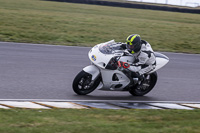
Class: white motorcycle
73,40,169,96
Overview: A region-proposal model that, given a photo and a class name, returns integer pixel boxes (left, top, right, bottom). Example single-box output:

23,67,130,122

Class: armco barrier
44,0,200,14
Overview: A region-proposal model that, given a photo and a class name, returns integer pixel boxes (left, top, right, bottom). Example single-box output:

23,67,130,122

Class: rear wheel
129,72,157,96
72,70,101,95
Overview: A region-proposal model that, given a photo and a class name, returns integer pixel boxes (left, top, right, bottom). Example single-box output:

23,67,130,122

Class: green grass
0,0,200,53
0,109,200,133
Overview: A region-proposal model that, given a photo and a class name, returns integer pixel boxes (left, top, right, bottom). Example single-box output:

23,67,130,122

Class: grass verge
0,109,200,133
0,0,200,53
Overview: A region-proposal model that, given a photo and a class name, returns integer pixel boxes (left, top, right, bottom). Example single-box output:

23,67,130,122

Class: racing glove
118,61,130,71
120,43,126,50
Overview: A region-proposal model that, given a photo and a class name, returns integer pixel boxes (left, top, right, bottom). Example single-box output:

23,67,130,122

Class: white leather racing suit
127,40,156,75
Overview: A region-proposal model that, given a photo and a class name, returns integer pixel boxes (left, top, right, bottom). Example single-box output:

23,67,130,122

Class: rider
120,34,156,80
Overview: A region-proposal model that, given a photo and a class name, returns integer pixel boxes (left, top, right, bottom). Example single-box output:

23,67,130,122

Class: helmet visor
126,42,135,51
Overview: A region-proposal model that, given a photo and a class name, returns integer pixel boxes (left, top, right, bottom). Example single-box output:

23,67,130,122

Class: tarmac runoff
0,100,200,110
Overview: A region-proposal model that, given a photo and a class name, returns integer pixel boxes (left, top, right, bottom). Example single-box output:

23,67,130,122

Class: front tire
129,72,157,96
72,70,101,95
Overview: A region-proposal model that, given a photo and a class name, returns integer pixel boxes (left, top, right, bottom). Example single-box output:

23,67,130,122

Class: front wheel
129,72,157,96
72,70,101,95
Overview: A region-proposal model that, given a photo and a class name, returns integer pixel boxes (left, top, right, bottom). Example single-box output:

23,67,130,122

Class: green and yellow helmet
126,34,141,54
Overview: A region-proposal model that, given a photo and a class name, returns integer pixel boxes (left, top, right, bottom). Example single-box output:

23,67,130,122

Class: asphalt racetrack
0,42,200,102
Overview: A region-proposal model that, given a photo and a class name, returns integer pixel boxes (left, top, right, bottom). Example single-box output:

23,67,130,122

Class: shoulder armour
141,40,148,45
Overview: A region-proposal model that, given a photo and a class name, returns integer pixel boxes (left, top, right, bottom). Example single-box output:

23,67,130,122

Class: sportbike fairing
88,40,133,69
88,40,121,71
88,40,132,91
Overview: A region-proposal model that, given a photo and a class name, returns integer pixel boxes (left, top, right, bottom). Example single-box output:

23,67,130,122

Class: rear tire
72,70,101,95
129,72,157,96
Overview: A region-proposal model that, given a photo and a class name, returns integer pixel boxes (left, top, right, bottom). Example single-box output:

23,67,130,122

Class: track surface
0,42,200,102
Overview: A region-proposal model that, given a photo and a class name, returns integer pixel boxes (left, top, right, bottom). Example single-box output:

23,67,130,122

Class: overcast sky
128,0,200,7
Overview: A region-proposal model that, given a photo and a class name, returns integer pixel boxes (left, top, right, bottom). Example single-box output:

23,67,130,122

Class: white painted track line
0,101,199,109
36,102,87,109
181,104,200,109
148,103,193,110
0,105,10,109
0,101,50,109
